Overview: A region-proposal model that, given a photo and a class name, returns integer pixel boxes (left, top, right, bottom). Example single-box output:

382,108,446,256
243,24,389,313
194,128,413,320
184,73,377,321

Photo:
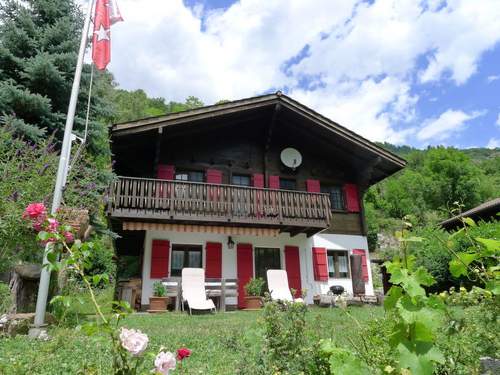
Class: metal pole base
28,325,49,339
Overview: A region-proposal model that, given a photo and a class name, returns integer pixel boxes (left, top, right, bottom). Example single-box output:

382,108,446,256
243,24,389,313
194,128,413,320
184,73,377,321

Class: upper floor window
327,250,349,278
232,174,251,186
175,170,204,182
280,178,297,190
321,185,345,210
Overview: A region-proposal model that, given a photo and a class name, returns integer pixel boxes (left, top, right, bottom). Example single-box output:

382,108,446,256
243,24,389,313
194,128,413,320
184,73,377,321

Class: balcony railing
107,177,332,235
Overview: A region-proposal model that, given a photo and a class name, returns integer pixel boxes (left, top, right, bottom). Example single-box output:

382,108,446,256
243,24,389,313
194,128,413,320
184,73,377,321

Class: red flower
176,348,191,361
23,203,47,220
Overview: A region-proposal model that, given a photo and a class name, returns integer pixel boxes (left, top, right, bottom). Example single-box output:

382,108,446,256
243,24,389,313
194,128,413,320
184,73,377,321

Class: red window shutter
285,246,302,298
344,183,360,212
206,168,222,184
252,173,264,188
306,179,321,193
205,242,222,278
150,240,170,278
268,175,280,189
236,243,253,309
157,165,175,180
353,249,368,282
312,247,328,281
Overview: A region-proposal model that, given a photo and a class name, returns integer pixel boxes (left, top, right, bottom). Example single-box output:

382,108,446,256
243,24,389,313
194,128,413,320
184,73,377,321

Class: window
232,174,251,186
321,185,345,210
280,178,297,190
327,250,349,278
175,170,204,182
170,244,202,276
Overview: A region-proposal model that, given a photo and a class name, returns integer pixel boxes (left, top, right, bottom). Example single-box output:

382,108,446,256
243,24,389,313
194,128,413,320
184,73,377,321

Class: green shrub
244,277,265,297
437,287,500,374
0,282,12,314
410,226,458,292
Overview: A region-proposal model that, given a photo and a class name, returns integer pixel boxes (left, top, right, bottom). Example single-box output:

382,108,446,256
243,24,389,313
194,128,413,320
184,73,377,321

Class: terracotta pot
149,296,169,311
244,296,262,310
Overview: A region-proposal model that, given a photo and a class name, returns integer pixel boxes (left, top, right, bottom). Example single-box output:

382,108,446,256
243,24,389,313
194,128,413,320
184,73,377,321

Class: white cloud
104,0,500,143
487,75,500,83
496,113,500,127
416,109,485,142
486,138,500,149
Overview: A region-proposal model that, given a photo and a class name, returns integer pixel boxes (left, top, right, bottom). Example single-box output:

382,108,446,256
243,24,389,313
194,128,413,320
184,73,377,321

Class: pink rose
64,231,74,243
23,203,47,220
32,219,43,232
154,351,176,375
47,218,59,233
119,328,148,356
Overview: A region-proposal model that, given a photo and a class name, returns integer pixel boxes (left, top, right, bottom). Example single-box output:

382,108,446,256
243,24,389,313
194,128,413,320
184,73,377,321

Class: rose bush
23,203,191,374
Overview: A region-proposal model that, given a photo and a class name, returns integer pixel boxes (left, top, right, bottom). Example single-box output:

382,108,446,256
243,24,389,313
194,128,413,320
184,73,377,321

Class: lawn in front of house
0,306,383,374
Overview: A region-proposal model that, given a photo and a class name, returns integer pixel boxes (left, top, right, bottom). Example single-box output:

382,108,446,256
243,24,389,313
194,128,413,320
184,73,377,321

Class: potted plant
243,277,265,310
149,281,168,312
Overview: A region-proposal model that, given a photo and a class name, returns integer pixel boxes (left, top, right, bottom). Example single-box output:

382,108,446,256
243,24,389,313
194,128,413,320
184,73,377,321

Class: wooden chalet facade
107,92,405,309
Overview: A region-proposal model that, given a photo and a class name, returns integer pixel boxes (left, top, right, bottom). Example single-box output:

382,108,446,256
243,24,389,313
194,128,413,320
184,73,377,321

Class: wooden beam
357,156,382,189
153,127,163,177
263,103,281,183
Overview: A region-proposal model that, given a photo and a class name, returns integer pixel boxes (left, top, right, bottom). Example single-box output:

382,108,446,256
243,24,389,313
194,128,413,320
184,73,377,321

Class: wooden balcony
107,177,332,236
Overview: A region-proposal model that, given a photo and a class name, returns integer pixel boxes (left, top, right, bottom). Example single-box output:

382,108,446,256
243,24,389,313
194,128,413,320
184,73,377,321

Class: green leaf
384,286,403,311
397,341,444,375
92,274,102,286
449,252,477,277
475,238,500,255
37,231,49,241
462,217,476,227
485,280,500,295
413,267,435,287
325,345,371,375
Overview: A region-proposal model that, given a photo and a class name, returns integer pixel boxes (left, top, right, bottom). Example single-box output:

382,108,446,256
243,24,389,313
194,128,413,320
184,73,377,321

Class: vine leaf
449,252,478,277
397,341,444,375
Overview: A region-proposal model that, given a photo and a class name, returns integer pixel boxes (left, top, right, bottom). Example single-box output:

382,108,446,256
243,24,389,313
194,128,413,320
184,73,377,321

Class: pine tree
0,0,113,157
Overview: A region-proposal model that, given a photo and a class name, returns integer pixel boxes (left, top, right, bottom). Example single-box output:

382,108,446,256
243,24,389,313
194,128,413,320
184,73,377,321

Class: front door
254,247,281,283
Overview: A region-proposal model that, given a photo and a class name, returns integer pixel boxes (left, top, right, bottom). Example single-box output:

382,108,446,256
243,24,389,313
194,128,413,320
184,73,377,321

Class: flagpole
30,0,95,335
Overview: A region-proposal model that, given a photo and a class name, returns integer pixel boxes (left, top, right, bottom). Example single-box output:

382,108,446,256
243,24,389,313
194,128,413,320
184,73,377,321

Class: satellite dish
280,148,302,169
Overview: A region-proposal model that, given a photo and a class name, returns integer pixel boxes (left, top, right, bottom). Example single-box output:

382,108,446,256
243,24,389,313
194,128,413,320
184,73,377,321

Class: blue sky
107,0,500,148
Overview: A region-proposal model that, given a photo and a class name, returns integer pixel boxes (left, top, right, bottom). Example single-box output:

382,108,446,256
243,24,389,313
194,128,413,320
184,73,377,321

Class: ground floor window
170,244,202,276
327,250,349,278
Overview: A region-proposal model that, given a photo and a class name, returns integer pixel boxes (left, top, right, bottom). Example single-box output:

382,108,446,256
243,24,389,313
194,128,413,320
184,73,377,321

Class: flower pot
149,296,169,312
244,296,262,310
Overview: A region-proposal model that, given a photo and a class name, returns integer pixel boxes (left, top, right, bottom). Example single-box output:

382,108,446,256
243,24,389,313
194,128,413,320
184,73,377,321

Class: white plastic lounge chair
267,269,303,303
181,268,216,314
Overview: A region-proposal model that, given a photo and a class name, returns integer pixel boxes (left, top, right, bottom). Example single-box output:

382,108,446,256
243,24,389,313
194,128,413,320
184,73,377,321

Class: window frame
231,174,251,186
170,244,203,277
279,178,297,191
321,185,346,211
175,170,204,183
327,250,350,279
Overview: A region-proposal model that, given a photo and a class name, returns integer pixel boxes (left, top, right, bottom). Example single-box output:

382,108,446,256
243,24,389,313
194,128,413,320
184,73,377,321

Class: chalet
107,92,406,309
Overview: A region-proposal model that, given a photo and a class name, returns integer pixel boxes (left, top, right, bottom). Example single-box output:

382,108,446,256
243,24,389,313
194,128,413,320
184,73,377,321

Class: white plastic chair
267,269,298,302
181,268,216,314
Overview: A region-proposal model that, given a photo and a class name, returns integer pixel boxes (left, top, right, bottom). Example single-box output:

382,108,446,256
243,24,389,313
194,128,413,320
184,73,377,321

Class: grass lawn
0,306,383,374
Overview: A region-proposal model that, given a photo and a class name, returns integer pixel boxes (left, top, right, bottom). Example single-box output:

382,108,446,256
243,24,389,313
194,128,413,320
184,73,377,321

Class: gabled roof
440,198,500,230
112,92,406,169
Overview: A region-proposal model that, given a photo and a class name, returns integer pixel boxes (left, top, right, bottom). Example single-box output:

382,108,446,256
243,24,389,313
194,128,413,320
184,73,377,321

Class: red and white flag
92,0,123,70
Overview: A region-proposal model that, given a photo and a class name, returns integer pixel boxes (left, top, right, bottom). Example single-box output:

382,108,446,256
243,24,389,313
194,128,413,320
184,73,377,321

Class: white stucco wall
141,230,374,306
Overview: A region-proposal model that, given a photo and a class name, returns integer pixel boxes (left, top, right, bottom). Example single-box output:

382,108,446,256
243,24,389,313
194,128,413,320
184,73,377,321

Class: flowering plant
23,203,191,374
